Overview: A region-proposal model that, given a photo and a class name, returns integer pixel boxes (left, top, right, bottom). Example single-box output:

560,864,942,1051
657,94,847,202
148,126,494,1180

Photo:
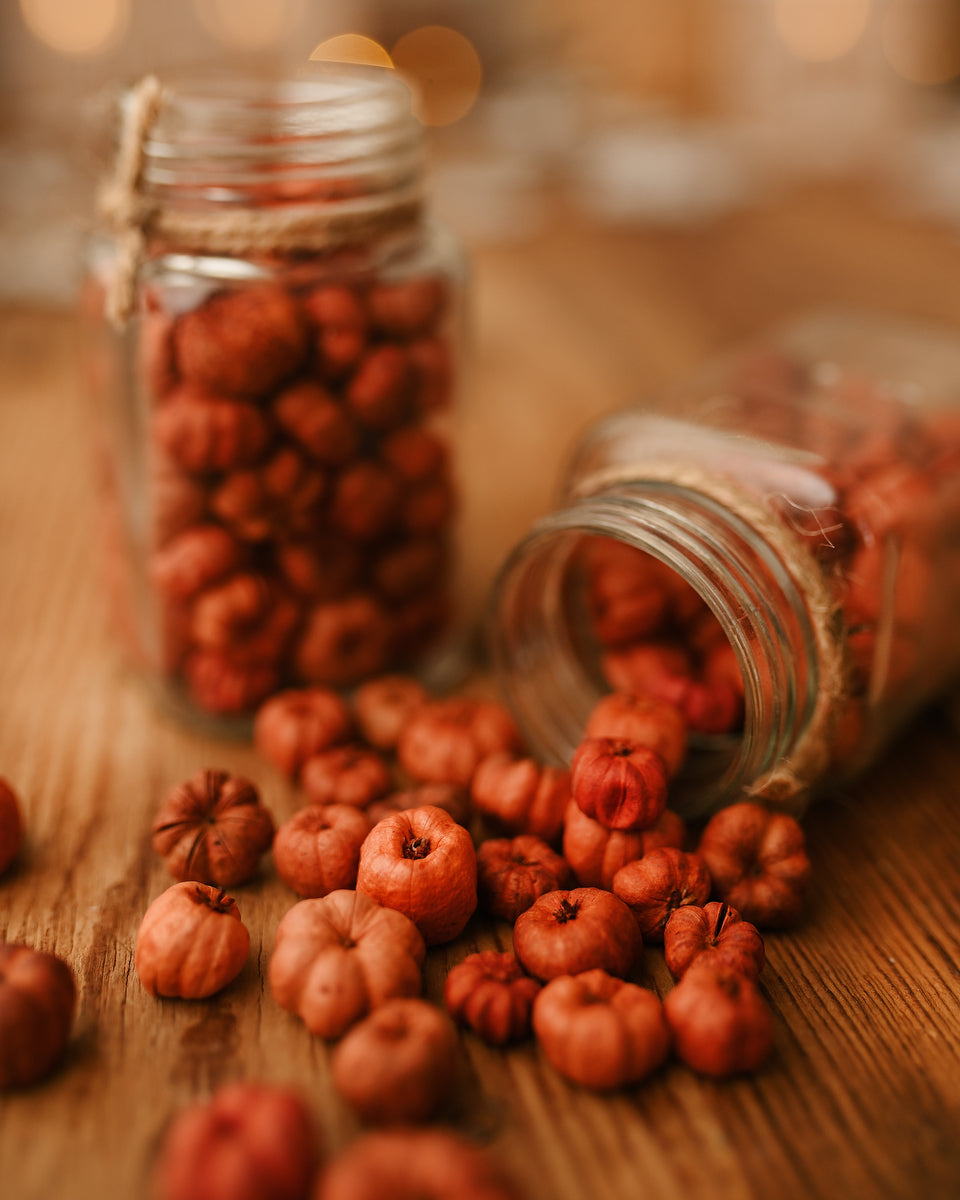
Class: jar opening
135,67,425,218
489,482,821,815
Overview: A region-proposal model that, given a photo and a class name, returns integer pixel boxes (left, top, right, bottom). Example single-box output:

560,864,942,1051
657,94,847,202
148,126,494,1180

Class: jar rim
144,66,417,151
134,66,424,209
489,478,823,815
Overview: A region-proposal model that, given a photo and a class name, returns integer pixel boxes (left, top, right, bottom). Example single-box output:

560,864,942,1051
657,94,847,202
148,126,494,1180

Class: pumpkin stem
555,897,580,924
195,886,233,913
403,836,431,860
714,902,729,940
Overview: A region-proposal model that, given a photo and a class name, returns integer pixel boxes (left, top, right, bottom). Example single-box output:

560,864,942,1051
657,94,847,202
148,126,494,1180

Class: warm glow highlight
19,0,129,57
391,26,482,127
193,0,303,51
882,0,960,84
774,0,871,62
309,34,393,68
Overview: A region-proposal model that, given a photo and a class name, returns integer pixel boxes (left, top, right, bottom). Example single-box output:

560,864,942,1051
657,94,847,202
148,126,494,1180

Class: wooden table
2,185,959,1200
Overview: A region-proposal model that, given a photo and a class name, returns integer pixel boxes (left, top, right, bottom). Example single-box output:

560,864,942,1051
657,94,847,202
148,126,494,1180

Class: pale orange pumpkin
273,804,371,898
355,806,477,946
470,754,569,843
135,882,250,999
269,889,425,1038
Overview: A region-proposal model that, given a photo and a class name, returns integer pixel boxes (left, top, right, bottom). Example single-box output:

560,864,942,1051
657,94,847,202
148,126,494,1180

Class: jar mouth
489,482,821,816
137,66,424,212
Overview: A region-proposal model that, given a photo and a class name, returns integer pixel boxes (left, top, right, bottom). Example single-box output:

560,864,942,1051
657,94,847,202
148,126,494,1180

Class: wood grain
2,185,960,1200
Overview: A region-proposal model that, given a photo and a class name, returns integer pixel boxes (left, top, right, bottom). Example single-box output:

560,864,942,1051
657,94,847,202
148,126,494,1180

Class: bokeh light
193,0,303,51
19,0,129,57
882,0,960,84
773,0,871,63
309,34,393,69
391,26,483,127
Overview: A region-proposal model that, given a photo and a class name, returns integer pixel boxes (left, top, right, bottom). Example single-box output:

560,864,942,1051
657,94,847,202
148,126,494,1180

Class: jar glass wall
87,69,467,729
490,312,960,814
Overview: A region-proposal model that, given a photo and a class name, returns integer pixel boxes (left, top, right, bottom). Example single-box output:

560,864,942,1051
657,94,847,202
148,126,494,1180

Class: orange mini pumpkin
513,888,641,982
269,889,425,1039
583,692,687,778
396,697,521,787
330,997,458,1124
562,798,685,890
151,769,275,889
135,882,250,1000
532,968,671,1090
154,1081,319,1200
0,779,23,877
273,804,372,898
0,943,76,1088
315,1128,519,1200
356,805,477,946
470,754,570,843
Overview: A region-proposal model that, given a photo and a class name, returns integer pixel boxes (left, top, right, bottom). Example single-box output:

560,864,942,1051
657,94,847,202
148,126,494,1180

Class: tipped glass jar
86,68,466,727
491,313,960,815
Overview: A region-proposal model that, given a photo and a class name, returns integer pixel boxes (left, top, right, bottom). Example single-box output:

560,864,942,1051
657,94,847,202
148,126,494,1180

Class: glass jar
87,68,466,728
490,312,960,816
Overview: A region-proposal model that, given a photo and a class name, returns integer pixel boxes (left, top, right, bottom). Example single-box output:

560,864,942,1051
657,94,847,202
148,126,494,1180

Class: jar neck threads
140,69,425,225
489,477,829,815
99,68,426,323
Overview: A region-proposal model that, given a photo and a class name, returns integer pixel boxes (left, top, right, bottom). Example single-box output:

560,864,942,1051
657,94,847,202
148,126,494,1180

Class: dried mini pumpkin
365,784,470,829
152,769,275,888
315,1128,519,1200
301,745,391,809
476,835,572,923
0,778,23,877
584,692,687,778
612,847,712,944
444,951,541,1046
570,736,668,832
532,968,671,1090
269,889,425,1039
154,1081,319,1200
356,805,477,946
664,959,774,1078
697,802,811,928
352,673,428,751
470,754,570,843
663,901,765,981
174,283,308,399
513,888,641,982
135,882,250,1000
396,697,522,788
330,997,458,1124
273,805,371,898
253,687,353,779
0,943,76,1089
562,798,685,890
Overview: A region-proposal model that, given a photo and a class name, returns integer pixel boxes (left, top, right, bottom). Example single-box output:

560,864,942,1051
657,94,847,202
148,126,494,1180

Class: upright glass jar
87,68,465,727
491,313,960,815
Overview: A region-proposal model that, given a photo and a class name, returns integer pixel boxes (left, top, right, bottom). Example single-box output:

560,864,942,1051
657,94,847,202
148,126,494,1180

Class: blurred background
4,0,960,303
